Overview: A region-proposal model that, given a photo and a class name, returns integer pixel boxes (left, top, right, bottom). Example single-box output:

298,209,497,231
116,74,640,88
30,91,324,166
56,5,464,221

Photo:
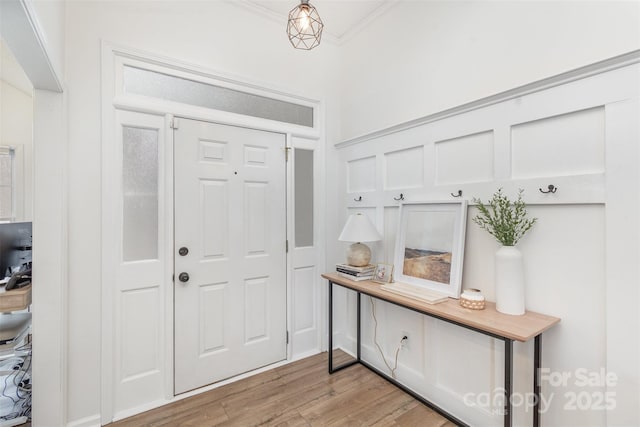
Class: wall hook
394,193,405,201
539,184,557,194
354,196,362,202
451,190,463,198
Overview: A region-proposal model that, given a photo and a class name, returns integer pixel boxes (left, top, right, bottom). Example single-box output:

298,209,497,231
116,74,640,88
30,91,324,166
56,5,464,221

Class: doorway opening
102,45,325,422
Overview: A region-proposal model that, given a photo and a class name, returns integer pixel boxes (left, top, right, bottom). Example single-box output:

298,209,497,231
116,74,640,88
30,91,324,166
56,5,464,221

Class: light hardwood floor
108,352,456,426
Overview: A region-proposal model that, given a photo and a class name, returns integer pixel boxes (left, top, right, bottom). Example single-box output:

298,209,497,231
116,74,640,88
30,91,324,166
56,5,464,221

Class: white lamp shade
338,213,382,243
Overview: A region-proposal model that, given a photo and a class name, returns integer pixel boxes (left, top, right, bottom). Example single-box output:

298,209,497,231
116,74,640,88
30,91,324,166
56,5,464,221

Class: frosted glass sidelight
294,149,313,247
122,126,159,262
123,66,314,127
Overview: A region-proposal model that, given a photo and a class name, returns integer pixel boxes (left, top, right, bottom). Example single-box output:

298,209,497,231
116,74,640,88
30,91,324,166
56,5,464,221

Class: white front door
173,118,287,394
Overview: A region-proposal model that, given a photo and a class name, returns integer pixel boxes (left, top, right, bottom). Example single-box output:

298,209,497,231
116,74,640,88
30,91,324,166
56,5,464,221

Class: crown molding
229,0,338,44
228,0,399,46
335,0,400,45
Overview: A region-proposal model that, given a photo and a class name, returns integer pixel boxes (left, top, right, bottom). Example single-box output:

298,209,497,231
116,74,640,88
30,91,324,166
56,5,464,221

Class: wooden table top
0,284,32,313
322,273,560,342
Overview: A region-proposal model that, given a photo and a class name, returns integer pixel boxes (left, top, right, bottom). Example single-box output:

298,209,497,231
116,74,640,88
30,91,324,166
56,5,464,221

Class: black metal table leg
328,279,333,373
357,292,361,362
534,335,541,427
505,339,513,427
327,280,359,373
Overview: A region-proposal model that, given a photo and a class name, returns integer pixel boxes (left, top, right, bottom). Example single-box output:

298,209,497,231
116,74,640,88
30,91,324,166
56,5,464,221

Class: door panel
174,119,286,394
290,140,322,357
112,110,166,415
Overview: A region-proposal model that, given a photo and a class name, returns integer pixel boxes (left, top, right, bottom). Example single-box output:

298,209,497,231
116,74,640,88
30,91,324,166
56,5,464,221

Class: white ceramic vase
494,245,525,315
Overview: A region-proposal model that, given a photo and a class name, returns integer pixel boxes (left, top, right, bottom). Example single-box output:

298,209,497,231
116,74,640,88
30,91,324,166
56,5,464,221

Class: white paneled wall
510,107,605,179
347,156,376,193
435,131,494,185
384,146,424,190
332,61,639,426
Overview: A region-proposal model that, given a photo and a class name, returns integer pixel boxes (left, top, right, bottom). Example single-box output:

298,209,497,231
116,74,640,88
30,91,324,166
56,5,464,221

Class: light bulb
299,6,311,31
287,0,323,50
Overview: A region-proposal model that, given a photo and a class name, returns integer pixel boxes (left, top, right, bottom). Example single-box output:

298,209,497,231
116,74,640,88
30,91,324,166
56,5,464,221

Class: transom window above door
122,66,314,128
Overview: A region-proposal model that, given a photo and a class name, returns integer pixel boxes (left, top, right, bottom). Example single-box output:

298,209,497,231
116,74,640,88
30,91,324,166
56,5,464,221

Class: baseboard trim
112,398,168,422
291,348,321,362
67,414,101,427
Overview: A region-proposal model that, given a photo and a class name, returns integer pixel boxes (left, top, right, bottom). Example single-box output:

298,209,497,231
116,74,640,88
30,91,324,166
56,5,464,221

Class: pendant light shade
287,0,324,50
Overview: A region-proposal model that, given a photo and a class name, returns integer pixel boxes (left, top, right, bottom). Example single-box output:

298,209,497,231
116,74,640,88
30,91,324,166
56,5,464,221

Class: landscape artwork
394,201,467,298
402,210,456,285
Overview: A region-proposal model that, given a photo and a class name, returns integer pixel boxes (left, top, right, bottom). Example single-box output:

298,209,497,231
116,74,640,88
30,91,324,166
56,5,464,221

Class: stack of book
335,263,375,281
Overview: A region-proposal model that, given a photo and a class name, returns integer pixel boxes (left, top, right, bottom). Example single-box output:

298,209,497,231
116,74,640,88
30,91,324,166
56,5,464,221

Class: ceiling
241,0,399,43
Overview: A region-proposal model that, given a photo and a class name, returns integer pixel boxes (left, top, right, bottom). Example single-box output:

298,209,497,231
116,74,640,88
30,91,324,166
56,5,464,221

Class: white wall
330,61,639,426
326,1,640,426
32,87,67,427
0,40,33,221
337,0,640,141
0,79,32,222
64,1,341,424
327,0,640,274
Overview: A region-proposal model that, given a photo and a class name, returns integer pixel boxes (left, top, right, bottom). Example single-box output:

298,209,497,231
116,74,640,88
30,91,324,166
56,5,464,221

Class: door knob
178,247,189,256
178,272,190,283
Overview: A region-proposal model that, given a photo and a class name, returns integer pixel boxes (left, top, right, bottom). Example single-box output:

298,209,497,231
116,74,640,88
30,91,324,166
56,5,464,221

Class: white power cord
370,296,404,379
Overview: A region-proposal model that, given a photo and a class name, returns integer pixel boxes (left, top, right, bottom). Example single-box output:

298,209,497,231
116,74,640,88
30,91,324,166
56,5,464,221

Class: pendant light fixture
287,0,324,50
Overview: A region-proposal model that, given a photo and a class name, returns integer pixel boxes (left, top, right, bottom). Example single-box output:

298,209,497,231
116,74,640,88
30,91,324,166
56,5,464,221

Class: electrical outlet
401,331,410,350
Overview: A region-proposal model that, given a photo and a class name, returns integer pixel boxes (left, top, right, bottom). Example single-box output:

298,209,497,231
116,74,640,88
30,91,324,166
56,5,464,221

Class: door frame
101,42,325,422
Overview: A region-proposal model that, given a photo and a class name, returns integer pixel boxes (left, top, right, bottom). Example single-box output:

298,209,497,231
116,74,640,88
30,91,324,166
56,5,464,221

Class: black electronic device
0,222,32,280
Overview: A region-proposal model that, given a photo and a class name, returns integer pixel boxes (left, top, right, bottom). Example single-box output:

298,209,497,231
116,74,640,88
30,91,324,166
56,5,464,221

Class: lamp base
346,242,371,267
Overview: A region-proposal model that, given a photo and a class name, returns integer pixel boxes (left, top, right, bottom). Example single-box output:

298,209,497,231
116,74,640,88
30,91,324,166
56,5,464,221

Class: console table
322,272,560,427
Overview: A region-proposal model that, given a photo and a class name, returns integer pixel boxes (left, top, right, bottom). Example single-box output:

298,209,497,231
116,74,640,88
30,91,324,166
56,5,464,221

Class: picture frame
372,263,394,284
393,201,467,298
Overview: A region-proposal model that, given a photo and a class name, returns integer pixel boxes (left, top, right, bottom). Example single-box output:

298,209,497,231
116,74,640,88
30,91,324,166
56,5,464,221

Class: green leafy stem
472,188,537,246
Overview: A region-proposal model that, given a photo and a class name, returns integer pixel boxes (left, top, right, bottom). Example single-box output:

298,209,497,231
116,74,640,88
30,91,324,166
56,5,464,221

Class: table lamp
338,213,382,267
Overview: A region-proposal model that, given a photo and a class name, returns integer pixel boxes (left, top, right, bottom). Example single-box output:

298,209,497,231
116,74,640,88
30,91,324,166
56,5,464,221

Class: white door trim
101,42,325,422
104,40,321,139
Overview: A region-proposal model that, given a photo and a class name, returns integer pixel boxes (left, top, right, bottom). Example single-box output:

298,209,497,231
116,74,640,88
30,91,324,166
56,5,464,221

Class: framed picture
372,263,394,284
393,201,467,298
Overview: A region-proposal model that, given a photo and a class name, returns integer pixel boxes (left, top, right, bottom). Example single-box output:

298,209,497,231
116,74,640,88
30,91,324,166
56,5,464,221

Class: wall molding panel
333,60,639,425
